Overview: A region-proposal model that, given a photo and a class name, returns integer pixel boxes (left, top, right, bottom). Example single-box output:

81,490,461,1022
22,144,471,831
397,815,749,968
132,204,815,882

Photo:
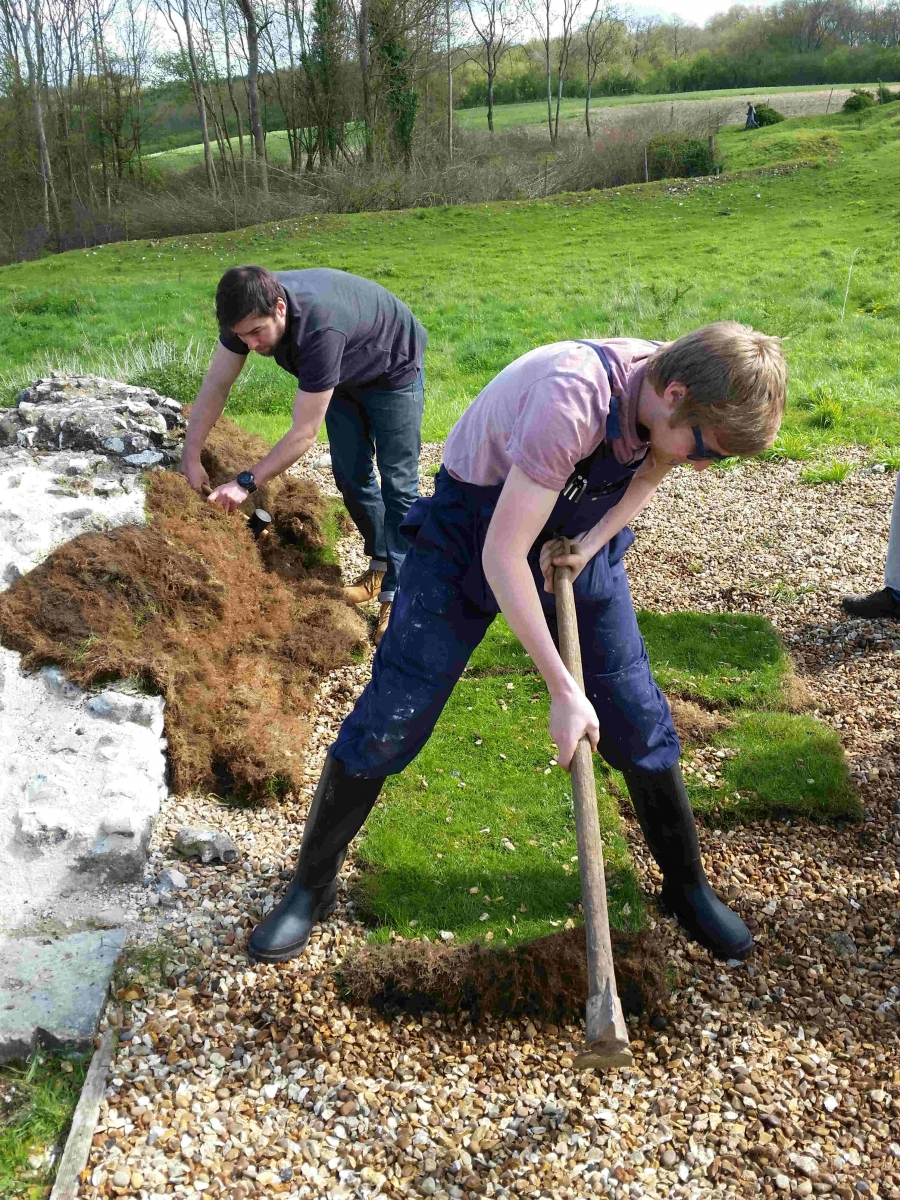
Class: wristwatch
236,470,257,494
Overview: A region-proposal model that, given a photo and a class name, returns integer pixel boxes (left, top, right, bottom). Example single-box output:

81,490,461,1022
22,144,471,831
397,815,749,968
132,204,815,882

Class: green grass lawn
1,104,896,452
0,1046,90,1199
454,82,881,132
355,611,857,947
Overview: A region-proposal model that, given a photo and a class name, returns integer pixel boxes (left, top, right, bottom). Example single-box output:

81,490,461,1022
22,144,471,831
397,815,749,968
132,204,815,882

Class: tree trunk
487,67,494,132
358,0,373,164
237,0,268,194
19,3,60,235
179,0,218,195
585,83,591,138
446,0,452,159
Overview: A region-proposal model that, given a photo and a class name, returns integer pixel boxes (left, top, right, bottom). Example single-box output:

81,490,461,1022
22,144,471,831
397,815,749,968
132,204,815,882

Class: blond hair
645,322,787,456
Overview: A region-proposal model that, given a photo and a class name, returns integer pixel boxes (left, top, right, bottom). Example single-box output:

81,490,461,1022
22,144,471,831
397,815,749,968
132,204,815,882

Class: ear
662,381,688,411
275,297,287,318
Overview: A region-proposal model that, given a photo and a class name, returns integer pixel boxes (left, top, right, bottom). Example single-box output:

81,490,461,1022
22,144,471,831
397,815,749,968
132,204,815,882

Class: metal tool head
574,1043,634,1072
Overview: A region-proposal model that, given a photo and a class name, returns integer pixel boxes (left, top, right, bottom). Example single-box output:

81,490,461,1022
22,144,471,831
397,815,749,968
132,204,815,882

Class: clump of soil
0,418,366,799
338,927,668,1023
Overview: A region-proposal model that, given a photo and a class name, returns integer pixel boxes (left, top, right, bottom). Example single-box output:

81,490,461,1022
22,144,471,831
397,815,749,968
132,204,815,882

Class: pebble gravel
83,450,900,1200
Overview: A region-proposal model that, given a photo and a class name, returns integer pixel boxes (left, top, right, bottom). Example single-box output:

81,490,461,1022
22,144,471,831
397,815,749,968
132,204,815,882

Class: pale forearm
484,551,577,700
580,469,667,558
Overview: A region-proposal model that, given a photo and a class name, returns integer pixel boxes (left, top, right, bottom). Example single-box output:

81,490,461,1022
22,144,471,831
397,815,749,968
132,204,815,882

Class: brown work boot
343,568,384,606
374,601,392,645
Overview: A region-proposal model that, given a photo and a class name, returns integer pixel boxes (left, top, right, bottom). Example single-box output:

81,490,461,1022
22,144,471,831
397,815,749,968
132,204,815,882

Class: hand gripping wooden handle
554,539,633,1070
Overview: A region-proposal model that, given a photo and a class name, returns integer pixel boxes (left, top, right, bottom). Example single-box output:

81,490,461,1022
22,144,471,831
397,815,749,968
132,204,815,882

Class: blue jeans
324,369,425,600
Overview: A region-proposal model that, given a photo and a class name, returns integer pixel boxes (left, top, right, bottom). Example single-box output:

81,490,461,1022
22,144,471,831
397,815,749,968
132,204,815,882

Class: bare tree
463,0,519,132
155,0,219,194
624,10,659,63
9,0,61,231
526,0,555,141
234,0,268,191
583,0,620,137
550,0,586,142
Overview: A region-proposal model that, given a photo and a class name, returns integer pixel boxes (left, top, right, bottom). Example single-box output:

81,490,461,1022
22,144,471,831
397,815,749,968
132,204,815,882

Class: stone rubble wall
0,374,177,936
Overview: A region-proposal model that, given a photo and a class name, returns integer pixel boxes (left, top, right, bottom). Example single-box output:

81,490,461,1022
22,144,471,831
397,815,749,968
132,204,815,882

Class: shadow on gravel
0,416,366,801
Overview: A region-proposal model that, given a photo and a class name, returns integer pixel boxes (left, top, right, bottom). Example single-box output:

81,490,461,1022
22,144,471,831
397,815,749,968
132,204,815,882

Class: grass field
1,102,896,451
453,83,879,132
144,84,879,171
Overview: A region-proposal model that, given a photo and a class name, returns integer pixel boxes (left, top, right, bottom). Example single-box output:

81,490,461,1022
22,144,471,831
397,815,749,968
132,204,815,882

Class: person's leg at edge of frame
365,367,426,643
842,473,900,620
324,388,389,606
557,552,753,960
247,533,494,963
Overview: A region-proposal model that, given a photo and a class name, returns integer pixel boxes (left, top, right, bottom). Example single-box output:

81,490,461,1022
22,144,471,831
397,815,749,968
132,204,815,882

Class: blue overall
332,343,680,780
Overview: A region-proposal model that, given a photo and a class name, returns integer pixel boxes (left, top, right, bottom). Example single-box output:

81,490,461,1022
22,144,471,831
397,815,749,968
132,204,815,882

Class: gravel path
83,452,900,1200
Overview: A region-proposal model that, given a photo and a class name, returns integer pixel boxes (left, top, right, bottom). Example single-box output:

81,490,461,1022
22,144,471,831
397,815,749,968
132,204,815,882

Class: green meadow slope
1,104,896,450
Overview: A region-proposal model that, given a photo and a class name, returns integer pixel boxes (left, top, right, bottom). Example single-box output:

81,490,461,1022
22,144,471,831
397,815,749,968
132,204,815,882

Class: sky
632,0,779,25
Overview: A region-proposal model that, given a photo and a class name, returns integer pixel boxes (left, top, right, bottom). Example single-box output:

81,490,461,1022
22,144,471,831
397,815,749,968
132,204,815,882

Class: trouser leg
325,387,386,563
361,369,425,600
333,538,496,776
886,474,900,593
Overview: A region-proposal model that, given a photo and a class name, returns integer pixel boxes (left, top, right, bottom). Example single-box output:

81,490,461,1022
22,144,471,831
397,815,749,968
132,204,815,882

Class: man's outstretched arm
179,344,248,492
207,385,334,511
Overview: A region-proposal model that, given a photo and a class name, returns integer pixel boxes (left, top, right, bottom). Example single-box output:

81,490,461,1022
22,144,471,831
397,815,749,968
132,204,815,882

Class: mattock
554,538,633,1071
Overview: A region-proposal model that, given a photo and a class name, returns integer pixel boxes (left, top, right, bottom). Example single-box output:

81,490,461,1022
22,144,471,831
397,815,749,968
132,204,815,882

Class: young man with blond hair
248,323,788,967
179,265,427,643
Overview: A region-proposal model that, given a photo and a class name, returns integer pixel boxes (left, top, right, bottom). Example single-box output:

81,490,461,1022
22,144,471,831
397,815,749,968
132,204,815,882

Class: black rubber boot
842,587,900,620
247,753,385,963
622,763,753,961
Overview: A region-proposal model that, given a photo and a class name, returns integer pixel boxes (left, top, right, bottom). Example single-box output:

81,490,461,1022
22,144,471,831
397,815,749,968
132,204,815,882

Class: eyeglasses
687,426,729,462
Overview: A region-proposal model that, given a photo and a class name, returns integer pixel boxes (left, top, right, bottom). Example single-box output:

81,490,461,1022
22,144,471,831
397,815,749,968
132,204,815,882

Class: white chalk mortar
0,375,179,935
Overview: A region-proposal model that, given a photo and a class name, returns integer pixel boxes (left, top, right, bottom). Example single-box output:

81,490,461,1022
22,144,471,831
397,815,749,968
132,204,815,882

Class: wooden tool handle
554,539,632,1068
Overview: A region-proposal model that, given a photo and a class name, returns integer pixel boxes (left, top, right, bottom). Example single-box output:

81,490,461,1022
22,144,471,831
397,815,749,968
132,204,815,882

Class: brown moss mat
338,927,668,1023
0,422,366,799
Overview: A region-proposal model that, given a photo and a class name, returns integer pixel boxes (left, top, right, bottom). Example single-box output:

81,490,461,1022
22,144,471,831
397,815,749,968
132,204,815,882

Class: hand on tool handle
542,534,599,770
539,534,592,595
180,458,211,496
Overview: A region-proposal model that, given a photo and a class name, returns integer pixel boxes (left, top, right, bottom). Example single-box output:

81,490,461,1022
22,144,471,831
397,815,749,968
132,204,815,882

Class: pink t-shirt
443,339,657,491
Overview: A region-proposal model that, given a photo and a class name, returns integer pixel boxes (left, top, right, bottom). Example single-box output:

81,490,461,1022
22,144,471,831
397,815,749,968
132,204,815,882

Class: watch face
237,471,255,490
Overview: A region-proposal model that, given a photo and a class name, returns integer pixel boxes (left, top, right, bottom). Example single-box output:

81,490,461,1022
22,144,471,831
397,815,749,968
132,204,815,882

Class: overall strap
561,341,619,504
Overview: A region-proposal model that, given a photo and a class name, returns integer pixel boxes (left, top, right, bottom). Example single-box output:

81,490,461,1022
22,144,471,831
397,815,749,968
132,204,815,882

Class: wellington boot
248,753,385,963
343,569,385,606
622,763,753,961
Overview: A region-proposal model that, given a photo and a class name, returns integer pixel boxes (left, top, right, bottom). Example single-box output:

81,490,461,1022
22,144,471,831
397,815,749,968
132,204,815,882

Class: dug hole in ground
2,375,900,1198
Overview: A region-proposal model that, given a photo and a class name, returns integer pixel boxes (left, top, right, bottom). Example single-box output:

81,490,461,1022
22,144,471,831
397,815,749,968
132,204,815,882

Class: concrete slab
0,929,127,1062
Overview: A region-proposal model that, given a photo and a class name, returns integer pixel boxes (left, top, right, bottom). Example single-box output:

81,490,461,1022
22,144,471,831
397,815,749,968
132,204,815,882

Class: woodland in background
0,0,898,261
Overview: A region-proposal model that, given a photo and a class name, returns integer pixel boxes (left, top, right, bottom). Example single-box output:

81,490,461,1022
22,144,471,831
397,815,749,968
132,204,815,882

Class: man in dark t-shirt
180,265,428,642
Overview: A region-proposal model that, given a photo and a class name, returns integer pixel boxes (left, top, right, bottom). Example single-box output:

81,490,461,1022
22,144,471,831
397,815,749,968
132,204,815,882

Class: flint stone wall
0,373,185,469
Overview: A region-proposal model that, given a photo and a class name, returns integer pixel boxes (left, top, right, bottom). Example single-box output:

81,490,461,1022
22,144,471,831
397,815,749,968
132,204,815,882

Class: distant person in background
843,475,900,619
745,103,760,130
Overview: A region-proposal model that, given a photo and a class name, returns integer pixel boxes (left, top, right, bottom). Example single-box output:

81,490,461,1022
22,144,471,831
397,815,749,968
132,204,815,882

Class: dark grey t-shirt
219,268,427,392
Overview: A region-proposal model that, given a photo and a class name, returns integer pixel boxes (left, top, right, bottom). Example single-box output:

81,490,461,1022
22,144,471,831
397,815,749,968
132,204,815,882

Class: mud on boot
622,762,753,962
247,752,385,964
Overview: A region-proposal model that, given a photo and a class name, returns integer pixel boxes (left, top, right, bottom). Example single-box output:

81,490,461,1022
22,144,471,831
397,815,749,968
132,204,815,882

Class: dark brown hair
215,265,285,330
645,322,787,456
